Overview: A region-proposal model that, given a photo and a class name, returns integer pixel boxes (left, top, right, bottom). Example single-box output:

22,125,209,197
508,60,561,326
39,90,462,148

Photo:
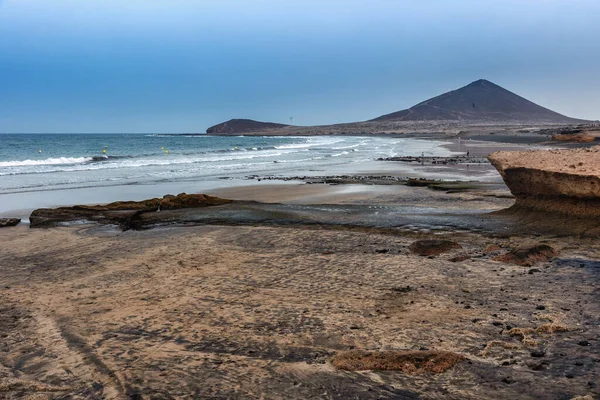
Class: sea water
0,134,460,215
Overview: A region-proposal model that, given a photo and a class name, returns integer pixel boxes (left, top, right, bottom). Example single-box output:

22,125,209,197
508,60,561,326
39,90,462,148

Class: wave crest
0,156,93,167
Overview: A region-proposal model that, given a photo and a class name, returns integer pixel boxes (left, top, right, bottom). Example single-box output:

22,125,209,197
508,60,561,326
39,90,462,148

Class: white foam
331,151,350,157
0,157,93,167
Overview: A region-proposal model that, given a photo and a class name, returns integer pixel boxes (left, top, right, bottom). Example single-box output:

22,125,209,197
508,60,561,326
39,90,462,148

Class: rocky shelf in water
243,174,481,192
377,156,489,165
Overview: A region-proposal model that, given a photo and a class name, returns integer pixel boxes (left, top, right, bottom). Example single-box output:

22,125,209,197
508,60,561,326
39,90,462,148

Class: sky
1,0,599,133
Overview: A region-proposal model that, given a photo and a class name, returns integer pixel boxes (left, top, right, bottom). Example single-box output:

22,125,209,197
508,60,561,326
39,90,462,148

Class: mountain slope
206,119,289,134
370,79,587,123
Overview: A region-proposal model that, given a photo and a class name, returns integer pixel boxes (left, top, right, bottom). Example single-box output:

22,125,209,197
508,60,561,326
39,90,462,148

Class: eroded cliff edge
488,146,600,218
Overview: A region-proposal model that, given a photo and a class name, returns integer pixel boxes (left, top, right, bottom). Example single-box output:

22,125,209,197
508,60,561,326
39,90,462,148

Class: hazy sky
1,0,599,133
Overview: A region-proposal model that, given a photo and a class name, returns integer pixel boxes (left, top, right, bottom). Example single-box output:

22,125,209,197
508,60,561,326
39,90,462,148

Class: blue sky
1,0,599,133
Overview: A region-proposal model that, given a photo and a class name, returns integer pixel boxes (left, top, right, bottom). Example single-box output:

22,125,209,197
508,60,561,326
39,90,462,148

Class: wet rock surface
244,174,481,193
378,155,489,165
29,193,231,229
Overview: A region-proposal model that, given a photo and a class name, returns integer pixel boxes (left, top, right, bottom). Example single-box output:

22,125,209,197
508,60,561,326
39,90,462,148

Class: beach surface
1,135,599,399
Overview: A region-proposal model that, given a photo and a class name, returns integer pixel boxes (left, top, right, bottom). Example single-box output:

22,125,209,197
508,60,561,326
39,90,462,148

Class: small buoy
234,146,238,150
104,145,108,149
165,150,169,154
102,149,107,154
38,149,42,153
161,147,165,150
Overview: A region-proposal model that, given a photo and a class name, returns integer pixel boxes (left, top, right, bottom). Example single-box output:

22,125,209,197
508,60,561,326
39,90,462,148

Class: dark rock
530,350,546,358
528,268,542,274
0,218,20,228
29,193,232,229
409,239,462,256
529,361,548,371
578,340,590,347
536,305,546,310
449,253,471,262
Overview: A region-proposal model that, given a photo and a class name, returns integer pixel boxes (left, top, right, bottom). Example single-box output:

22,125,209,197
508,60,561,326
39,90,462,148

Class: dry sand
1,201,600,399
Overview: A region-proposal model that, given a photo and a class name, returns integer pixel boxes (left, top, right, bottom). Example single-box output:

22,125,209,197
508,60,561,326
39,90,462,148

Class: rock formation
29,193,231,229
488,146,600,217
493,244,558,266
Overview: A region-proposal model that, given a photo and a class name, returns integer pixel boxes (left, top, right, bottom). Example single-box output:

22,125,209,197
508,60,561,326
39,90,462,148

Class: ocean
0,134,462,216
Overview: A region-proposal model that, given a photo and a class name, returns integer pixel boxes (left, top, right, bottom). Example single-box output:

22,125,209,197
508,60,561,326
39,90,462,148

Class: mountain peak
468,78,493,87
370,79,586,123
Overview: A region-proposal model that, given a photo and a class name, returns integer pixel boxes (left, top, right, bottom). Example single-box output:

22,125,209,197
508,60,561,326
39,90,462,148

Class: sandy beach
3,1,600,398
2,158,600,399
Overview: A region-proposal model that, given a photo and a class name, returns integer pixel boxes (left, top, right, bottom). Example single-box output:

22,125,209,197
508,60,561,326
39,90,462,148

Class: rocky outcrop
0,218,21,228
206,119,289,134
493,244,558,266
29,193,232,229
488,146,600,218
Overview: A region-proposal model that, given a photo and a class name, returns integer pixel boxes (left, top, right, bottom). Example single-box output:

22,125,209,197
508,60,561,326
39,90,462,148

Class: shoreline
0,135,540,218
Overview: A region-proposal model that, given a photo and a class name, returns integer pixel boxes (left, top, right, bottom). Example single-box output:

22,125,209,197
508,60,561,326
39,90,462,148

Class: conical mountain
370,79,587,123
